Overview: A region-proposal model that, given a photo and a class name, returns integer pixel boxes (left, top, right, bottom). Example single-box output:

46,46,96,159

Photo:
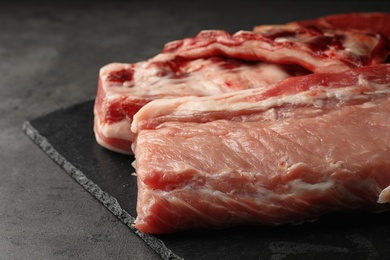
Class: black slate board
23,100,390,260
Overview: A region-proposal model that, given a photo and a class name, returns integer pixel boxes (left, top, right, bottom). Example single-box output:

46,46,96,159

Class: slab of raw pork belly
94,54,308,154
163,26,390,73
132,64,390,234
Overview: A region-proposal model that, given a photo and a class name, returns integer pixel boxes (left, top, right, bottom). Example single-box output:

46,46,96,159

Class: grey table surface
2,1,390,259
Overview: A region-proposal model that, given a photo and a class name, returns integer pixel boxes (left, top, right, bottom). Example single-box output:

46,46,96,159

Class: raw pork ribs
94,14,389,154
93,12,390,234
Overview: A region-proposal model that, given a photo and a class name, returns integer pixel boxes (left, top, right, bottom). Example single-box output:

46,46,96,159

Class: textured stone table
2,1,390,259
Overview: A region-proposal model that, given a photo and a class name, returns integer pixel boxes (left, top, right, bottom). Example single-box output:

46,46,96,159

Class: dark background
2,1,390,259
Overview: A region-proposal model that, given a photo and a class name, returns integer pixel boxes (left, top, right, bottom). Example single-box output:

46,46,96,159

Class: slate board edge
22,120,183,260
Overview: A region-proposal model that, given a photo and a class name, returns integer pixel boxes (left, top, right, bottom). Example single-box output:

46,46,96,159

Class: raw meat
132,64,390,234
94,55,308,154
92,12,390,234
132,64,390,132
163,27,389,73
94,15,390,154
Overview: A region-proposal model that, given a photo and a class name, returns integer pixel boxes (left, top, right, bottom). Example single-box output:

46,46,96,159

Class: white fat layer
132,80,390,133
94,130,132,155
100,62,133,74
343,32,379,57
100,54,301,98
378,186,390,204
97,118,133,142
290,179,334,192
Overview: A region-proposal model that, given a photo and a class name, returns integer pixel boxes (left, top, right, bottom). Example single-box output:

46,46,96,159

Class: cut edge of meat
163,27,389,73
131,64,390,134
93,55,311,154
93,112,134,155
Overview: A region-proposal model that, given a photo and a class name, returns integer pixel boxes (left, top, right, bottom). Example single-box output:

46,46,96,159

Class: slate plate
23,100,390,260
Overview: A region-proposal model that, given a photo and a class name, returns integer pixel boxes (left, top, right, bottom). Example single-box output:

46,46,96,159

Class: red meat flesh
132,64,390,133
94,55,308,154
163,27,389,73
94,18,390,154
133,64,390,234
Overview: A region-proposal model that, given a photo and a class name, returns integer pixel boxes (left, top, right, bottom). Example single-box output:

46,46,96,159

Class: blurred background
1,1,390,259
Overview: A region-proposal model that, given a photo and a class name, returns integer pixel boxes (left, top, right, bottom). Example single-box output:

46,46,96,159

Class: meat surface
94,54,308,154
94,24,389,154
93,12,390,234
132,64,390,132
163,27,389,73
133,64,390,234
